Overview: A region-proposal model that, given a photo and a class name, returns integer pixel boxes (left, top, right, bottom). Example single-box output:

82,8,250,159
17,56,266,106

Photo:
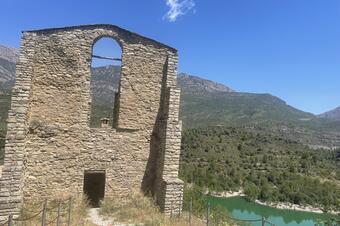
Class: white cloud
164,0,195,22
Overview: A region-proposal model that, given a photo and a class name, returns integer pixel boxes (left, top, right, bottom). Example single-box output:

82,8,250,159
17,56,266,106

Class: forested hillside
0,92,10,162
179,127,340,211
180,87,340,148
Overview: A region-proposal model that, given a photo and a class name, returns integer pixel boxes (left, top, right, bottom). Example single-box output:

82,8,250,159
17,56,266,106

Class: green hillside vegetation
0,92,10,162
179,127,340,211
180,91,340,147
90,104,114,127
180,91,340,131
180,92,312,127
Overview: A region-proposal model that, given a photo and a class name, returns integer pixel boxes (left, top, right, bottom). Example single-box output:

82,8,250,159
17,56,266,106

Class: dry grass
12,196,96,226
4,192,232,226
99,191,208,226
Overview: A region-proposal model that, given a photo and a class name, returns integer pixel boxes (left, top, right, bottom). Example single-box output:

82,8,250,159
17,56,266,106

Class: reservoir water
208,196,340,226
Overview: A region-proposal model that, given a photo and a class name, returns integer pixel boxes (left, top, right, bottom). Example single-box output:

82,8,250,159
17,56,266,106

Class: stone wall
0,24,183,219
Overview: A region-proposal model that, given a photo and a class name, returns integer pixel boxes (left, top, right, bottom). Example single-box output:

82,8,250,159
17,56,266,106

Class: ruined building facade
0,24,183,218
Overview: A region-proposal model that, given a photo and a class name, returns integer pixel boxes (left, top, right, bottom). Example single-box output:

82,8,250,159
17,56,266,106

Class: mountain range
178,72,340,148
319,107,340,121
0,45,17,91
1,45,340,148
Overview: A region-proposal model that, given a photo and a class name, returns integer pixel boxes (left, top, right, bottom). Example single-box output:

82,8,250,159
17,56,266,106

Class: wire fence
1,194,338,226
169,195,339,226
0,197,73,226
168,194,278,226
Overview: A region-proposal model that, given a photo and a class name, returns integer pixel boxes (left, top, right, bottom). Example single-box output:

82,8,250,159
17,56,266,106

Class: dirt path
87,208,143,226
87,208,115,226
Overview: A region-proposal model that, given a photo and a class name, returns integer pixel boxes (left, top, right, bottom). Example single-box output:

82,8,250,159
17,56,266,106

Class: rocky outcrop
177,73,234,94
0,45,18,63
319,106,340,121
90,65,120,106
0,45,18,90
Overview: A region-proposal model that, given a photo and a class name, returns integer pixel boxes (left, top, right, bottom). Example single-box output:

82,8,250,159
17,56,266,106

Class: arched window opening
90,37,122,128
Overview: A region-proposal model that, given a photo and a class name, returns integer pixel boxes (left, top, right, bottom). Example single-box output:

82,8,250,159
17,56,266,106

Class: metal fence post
189,197,192,225
170,201,173,219
178,193,182,218
7,214,13,226
56,200,61,226
41,199,47,226
67,197,72,226
206,202,210,226
262,216,265,226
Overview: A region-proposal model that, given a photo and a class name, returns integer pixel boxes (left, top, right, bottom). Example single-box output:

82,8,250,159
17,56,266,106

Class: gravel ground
87,208,140,226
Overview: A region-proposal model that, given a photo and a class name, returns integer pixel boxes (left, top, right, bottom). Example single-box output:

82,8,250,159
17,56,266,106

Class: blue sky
1,0,339,114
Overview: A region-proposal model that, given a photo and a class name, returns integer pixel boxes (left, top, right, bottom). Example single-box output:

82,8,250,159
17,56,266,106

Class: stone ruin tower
0,24,183,219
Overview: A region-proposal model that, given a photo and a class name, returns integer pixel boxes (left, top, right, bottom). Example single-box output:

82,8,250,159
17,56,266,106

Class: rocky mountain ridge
1,44,340,148
91,66,120,106
319,106,340,121
178,73,234,94
0,45,18,91
0,45,18,62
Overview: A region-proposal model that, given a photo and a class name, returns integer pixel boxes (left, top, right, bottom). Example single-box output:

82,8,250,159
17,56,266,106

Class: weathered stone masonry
0,24,183,219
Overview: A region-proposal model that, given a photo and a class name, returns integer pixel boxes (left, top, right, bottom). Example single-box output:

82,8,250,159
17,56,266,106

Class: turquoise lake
208,196,340,226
